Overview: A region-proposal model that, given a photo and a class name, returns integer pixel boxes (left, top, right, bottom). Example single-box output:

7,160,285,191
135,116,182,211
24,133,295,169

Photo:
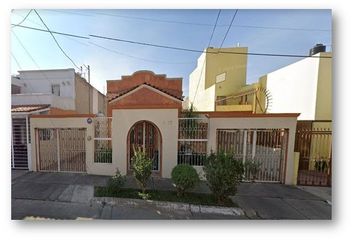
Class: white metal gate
217,129,289,183
36,128,86,172
11,117,30,169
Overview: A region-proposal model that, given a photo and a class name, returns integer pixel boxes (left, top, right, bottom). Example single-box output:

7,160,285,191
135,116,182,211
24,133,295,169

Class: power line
33,9,81,70
88,41,193,65
219,10,238,48
10,24,90,39
12,23,332,59
12,9,33,28
192,10,221,104
11,52,22,69
46,9,331,32
89,34,332,59
12,30,41,69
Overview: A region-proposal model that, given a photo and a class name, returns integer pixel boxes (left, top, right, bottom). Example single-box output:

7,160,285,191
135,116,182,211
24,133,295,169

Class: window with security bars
94,117,112,163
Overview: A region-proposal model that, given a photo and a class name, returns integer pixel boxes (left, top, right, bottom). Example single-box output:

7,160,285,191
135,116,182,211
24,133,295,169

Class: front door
128,121,161,173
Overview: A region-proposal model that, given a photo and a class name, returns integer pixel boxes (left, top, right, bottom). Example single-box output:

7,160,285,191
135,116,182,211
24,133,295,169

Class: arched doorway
127,121,161,174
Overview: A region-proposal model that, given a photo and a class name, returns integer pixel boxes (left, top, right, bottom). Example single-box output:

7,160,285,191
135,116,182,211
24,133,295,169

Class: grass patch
94,187,236,207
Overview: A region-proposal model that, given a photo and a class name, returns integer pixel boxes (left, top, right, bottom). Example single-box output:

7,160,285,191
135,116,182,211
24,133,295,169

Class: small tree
131,147,152,194
203,151,244,205
171,164,199,197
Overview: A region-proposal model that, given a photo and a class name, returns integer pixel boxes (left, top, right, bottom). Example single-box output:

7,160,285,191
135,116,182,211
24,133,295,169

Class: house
188,46,267,113
11,68,107,170
29,70,300,185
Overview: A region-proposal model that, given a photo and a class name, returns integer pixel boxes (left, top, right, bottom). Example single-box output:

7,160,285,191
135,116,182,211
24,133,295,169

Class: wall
112,109,179,178
17,69,76,98
264,53,328,120
207,116,298,185
189,52,216,111
75,75,92,114
12,93,75,110
315,52,332,120
207,47,248,97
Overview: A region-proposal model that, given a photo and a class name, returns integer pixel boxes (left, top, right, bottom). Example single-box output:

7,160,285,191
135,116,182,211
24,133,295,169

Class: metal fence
217,128,289,183
94,117,112,163
178,117,208,166
11,117,30,169
37,128,86,172
295,121,332,186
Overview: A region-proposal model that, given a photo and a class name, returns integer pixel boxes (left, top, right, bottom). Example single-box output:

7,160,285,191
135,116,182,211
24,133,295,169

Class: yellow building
188,46,268,113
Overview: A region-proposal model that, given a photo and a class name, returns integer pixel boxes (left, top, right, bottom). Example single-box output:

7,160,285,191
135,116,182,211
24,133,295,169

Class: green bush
131,147,152,194
171,164,200,197
107,169,126,193
203,151,244,205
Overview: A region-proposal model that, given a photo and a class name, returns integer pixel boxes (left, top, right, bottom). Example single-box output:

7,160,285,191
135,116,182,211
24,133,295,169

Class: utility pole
87,65,91,114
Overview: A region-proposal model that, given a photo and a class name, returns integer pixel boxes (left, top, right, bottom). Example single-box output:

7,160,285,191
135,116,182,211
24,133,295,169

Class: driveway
11,171,331,220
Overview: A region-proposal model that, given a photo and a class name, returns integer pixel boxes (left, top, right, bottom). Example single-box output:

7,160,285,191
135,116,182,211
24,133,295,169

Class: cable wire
219,10,238,48
33,9,81,70
12,9,33,28
46,9,331,32
192,10,221,104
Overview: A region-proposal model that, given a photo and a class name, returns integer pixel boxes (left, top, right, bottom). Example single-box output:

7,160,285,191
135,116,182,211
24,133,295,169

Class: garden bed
94,187,236,207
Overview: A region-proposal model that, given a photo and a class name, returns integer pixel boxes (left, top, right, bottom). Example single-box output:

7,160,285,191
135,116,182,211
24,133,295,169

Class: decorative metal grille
94,117,112,163
178,118,208,166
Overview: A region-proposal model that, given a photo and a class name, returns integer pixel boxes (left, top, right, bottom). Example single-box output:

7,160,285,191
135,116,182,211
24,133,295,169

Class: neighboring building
188,46,268,113
11,68,107,170
260,47,332,121
12,68,107,115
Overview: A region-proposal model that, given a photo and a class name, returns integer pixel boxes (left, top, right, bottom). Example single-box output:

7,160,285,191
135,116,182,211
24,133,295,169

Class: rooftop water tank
309,43,326,56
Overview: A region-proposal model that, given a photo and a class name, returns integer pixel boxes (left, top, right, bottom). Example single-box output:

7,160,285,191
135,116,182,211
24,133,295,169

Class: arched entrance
127,121,161,174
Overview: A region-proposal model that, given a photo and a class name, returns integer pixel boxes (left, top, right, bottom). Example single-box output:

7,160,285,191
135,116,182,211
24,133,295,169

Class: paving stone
71,185,94,203
283,198,331,219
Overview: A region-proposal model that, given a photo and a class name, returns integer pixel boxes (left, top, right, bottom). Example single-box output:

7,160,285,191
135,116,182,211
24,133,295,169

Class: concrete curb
92,197,245,216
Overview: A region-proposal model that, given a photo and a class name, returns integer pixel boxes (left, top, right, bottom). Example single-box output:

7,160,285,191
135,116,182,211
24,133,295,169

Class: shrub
107,169,126,193
203,151,244,205
131,147,152,194
171,164,200,197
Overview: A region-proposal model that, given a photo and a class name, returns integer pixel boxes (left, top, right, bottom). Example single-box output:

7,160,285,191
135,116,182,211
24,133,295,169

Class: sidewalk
11,171,331,220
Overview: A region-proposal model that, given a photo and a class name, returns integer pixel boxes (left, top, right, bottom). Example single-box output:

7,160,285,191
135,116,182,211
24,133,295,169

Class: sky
10,9,332,97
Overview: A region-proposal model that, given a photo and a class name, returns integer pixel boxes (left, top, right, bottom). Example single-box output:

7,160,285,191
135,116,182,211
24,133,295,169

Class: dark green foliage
203,151,244,205
107,169,126,193
171,164,200,197
131,147,152,194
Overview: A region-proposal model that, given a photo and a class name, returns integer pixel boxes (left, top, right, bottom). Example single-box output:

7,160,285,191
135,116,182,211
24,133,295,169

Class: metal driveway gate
217,129,289,183
36,128,86,172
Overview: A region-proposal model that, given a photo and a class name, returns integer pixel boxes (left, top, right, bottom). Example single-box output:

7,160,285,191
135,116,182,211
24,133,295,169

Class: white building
11,68,107,170
261,51,332,120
